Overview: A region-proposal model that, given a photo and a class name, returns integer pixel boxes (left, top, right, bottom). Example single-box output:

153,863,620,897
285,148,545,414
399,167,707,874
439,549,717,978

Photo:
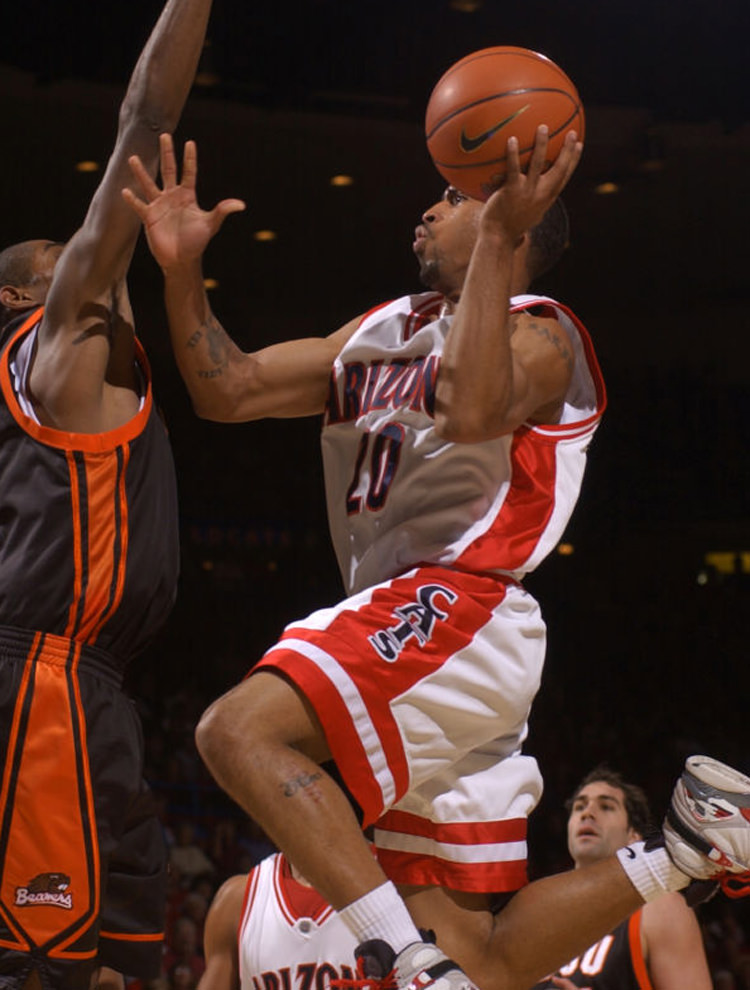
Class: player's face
413,187,483,298
567,781,640,868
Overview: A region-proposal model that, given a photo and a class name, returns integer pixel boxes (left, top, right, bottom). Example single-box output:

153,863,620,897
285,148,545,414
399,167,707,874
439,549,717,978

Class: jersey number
345,425,404,514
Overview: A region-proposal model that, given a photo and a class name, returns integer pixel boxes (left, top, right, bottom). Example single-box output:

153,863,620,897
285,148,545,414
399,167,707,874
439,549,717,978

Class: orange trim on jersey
76,447,126,644
47,947,98,960
98,930,164,942
0,633,39,952
52,640,100,954
64,450,85,639
375,810,527,844
1,635,98,951
62,437,131,647
0,633,39,835
628,909,652,990
0,308,153,452
0,934,29,951
90,442,130,641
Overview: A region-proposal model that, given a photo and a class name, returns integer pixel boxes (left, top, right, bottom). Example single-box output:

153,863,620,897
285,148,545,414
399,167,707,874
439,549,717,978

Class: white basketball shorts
255,565,546,893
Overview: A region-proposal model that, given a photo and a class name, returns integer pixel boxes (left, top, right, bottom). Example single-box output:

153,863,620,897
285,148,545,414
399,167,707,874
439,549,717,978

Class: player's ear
0,284,37,310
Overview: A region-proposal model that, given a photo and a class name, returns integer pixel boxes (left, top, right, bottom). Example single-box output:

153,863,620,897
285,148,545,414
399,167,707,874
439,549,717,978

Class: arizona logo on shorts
368,584,458,662
14,872,73,910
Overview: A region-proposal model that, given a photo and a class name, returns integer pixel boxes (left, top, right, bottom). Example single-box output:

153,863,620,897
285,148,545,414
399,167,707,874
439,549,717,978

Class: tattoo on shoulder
528,320,574,372
283,771,323,798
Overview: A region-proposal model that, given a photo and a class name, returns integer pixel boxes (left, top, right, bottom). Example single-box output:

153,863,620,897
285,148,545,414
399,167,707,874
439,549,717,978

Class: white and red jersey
238,853,357,990
322,292,606,595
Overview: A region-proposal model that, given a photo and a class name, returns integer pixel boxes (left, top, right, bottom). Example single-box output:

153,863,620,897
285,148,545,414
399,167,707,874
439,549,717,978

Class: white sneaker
394,941,477,990
665,755,750,895
340,938,477,990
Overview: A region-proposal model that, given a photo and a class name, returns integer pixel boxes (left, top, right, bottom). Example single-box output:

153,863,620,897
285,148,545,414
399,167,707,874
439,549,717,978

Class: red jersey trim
511,296,608,433
453,427,557,573
274,854,333,925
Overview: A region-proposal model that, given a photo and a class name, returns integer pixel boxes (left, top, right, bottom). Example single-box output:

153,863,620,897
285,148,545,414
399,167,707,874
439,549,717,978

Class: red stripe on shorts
376,847,528,893
258,568,512,826
375,809,527,844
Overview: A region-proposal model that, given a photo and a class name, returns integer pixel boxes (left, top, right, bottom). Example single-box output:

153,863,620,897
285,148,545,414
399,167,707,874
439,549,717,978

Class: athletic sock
338,881,422,954
617,839,690,901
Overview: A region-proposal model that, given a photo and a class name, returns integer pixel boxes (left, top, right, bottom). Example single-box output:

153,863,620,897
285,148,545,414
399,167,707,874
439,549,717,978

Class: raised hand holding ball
425,46,584,200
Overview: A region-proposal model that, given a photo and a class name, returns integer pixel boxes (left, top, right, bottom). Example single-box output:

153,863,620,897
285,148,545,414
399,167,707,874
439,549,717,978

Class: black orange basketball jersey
0,307,179,664
533,912,650,990
0,306,178,982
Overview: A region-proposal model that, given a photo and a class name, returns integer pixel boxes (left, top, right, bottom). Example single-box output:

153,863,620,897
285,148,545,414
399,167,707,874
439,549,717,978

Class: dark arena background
1,0,748,984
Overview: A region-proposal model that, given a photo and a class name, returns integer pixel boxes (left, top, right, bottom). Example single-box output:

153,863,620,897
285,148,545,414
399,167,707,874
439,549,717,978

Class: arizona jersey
238,853,357,990
533,912,650,990
0,307,179,663
323,292,606,594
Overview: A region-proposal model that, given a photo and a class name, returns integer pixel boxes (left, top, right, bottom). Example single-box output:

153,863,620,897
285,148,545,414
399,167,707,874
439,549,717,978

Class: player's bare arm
197,874,247,990
435,126,582,442
126,134,360,422
641,894,712,990
30,0,214,434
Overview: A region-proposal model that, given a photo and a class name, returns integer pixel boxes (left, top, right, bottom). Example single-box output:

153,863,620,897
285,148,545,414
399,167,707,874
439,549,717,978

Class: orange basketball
425,46,585,201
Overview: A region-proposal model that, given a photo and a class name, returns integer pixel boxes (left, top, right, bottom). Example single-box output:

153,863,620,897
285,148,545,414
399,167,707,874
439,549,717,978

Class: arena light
557,543,575,556
76,161,100,173
594,181,620,195
253,230,277,242
330,174,354,187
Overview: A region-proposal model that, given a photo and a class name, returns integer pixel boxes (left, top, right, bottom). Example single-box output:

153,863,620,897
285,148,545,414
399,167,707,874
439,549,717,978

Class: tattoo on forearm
189,315,230,379
206,317,229,363
283,771,323,797
528,320,574,372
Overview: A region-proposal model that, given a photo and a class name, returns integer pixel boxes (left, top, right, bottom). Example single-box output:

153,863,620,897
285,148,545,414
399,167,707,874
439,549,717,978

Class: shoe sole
685,756,750,810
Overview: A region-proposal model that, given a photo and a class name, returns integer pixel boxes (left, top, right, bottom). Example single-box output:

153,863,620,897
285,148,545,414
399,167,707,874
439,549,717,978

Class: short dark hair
527,197,570,282
0,241,41,330
566,765,654,838
0,241,39,291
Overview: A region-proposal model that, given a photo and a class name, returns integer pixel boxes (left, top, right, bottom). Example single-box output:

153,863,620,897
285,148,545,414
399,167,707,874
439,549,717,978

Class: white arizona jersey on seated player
238,853,358,990
322,291,606,594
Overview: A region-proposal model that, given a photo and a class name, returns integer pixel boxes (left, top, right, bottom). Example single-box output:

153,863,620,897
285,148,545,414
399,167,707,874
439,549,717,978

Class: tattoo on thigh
283,771,323,798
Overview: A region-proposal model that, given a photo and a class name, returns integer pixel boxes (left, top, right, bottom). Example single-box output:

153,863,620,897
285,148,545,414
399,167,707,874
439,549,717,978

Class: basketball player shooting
125,115,750,990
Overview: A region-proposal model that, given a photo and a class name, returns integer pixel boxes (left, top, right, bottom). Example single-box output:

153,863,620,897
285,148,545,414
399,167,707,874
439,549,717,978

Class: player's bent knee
195,671,329,771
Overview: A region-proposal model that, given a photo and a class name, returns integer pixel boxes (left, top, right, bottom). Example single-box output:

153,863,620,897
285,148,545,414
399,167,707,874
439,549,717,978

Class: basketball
425,46,585,201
